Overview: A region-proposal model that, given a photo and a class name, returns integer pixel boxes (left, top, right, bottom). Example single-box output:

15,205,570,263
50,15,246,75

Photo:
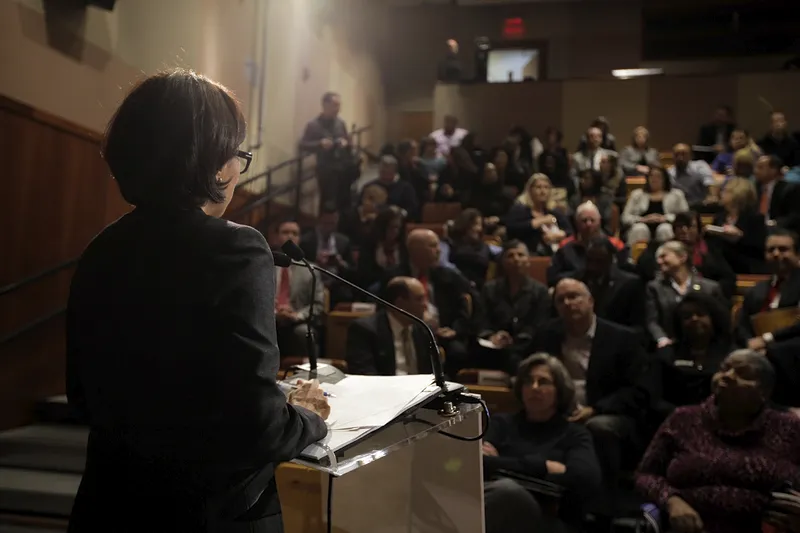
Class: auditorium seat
464,385,517,415
631,241,648,264
735,274,770,296
610,204,620,237
625,176,646,200
700,214,714,227
325,309,374,362
456,368,510,387
405,222,447,238
422,202,462,224
527,256,551,285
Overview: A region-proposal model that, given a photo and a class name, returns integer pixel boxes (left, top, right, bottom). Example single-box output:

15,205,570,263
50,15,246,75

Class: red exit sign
503,17,525,38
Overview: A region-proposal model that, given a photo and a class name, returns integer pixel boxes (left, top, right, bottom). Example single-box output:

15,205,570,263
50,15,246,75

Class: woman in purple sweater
636,349,800,533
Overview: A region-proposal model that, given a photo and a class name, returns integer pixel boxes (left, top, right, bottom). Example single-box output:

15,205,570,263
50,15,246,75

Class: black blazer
735,269,800,345
697,122,736,161
706,210,767,274
758,180,800,233
503,203,573,257
645,276,727,343
345,311,432,375
579,266,645,333
449,240,493,289
529,318,649,419
66,207,326,533
635,239,737,299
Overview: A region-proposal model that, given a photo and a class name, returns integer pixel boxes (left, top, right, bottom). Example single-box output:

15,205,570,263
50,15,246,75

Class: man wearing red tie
755,155,800,233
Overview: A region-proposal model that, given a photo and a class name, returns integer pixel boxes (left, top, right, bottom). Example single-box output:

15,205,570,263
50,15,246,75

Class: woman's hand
482,442,499,457
766,490,800,533
636,165,650,175
722,224,743,239
545,461,566,474
288,380,331,421
667,496,704,533
532,214,557,229
489,331,513,348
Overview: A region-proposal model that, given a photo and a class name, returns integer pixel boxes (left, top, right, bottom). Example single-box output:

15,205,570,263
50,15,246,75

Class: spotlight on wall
611,68,664,80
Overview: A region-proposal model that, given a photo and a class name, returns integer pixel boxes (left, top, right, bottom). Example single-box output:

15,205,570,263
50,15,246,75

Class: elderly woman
483,353,602,533
636,350,800,533
622,166,689,246
504,174,573,256
620,126,661,177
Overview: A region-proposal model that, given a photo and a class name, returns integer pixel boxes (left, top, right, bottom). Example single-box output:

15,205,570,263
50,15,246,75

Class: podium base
290,363,347,384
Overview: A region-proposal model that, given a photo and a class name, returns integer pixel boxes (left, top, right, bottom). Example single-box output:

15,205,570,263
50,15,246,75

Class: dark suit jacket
366,178,420,221
697,122,736,161
645,276,727,343
345,311,432,375
758,180,800,233
635,239,737,299
579,266,645,333
299,230,354,268
529,318,649,419
706,210,768,274
66,207,326,533
503,203,573,257
736,269,800,345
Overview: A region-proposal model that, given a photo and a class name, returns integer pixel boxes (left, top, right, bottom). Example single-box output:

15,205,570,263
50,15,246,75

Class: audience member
571,126,616,179
569,169,614,236
696,104,736,161
576,117,617,152
622,166,688,246
467,161,512,217
340,183,387,247
504,127,534,186
273,219,325,358
645,241,727,348
599,153,624,198
710,128,761,176
451,132,484,201
531,278,649,522
578,237,645,333
547,202,626,286
538,127,573,197
732,147,756,179
649,291,732,423
299,92,352,210
477,241,550,371
437,39,463,83
430,114,468,157
356,206,407,292
667,143,715,208
620,126,660,177
366,155,419,221
505,174,572,257
299,202,355,306
636,211,736,298
755,154,800,233
483,354,602,533
636,350,800,533
396,139,429,205
706,177,767,274
448,208,495,288
345,277,432,375
760,111,800,168
417,136,448,201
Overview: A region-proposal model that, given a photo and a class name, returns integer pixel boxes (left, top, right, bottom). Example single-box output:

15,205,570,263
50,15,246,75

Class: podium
282,393,485,533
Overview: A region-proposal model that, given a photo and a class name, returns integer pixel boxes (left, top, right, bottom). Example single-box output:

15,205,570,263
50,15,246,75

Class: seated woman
340,183,389,248
355,206,407,292
599,153,624,197
504,174,573,257
448,208,495,289
636,350,800,533
622,166,689,246
569,169,614,236
538,126,572,198
650,291,733,423
484,353,602,533
705,177,768,274
467,161,512,218
620,126,660,177
417,136,447,202
711,128,762,177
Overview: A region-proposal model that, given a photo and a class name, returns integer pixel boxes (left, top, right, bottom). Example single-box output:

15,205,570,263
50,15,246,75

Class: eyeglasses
237,150,253,174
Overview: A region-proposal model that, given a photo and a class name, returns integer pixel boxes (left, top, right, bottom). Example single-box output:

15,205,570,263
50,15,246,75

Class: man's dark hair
276,218,300,232
767,227,800,251
319,201,338,216
102,68,246,209
585,236,616,256
322,92,340,105
673,211,697,229
384,278,411,305
763,154,784,170
396,140,415,158
501,239,527,256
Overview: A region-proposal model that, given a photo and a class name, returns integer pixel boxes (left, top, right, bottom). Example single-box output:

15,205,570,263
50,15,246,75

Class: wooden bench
422,202,462,224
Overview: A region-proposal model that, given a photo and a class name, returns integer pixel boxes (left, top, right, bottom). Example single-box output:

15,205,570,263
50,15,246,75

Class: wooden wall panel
647,75,737,150
736,72,800,139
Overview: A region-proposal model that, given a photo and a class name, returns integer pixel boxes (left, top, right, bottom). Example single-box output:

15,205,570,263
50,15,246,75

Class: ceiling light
611,68,664,79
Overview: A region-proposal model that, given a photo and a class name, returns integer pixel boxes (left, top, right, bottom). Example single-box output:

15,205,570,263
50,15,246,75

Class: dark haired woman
66,69,328,532
483,353,602,533
621,166,689,246
448,208,495,288
356,205,407,293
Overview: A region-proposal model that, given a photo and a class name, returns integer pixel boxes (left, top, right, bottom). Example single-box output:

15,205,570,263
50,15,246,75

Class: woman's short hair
513,353,576,417
578,169,604,196
656,240,689,262
644,166,671,192
724,177,758,212
632,126,649,147
372,205,406,242
672,291,731,344
102,69,246,209
517,173,551,207
449,208,482,242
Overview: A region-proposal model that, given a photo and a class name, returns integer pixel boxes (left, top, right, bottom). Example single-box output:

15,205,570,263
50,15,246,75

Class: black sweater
483,413,602,506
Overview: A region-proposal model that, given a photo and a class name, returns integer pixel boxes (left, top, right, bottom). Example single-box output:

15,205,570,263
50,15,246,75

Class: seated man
578,236,645,334
364,155,420,221
636,211,736,299
385,228,475,375
547,201,627,286
530,278,649,522
345,277,432,375
273,219,324,358
299,201,355,306
477,240,551,372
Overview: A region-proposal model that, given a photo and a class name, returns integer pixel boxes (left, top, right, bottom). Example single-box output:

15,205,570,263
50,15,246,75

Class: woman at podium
482,353,602,533
65,69,329,532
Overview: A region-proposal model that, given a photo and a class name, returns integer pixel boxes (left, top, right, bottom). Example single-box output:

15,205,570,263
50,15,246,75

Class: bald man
529,278,648,520
346,277,433,376
381,228,476,374
667,143,715,207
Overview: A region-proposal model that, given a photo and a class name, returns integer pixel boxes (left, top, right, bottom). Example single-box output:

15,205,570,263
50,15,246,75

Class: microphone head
272,251,292,268
281,240,306,261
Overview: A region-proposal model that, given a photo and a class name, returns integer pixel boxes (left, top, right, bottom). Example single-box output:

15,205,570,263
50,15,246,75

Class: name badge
674,359,695,367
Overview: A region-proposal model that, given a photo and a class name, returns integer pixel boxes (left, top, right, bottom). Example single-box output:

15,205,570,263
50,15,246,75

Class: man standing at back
300,92,351,210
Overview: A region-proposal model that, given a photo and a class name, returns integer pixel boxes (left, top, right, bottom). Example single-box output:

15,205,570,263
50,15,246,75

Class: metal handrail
0,258,79,297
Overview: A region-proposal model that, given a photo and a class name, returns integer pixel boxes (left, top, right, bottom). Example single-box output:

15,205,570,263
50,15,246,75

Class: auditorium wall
431,71,800,153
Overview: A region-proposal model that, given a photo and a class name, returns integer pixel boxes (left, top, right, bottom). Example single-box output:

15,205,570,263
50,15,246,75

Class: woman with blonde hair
705,177,768,273
504,174,573,256
620,126,660,176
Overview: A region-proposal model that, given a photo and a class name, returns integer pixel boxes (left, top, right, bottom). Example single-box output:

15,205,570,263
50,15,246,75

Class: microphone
280,241,320,375
280,240,451,392
272,251,292,268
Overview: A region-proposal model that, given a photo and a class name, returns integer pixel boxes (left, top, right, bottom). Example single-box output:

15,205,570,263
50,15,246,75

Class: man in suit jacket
755,155,800,233
578,237,645,336
645,240,727,348
274,220,325,358
738,229,800,347
530,278,649,520
365,155,420,221
696,105,736,162
346,277,433,375
299,202,355,306
385,228,475,375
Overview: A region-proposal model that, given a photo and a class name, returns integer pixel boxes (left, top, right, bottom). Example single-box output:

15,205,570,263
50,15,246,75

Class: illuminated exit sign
503,17,525,38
